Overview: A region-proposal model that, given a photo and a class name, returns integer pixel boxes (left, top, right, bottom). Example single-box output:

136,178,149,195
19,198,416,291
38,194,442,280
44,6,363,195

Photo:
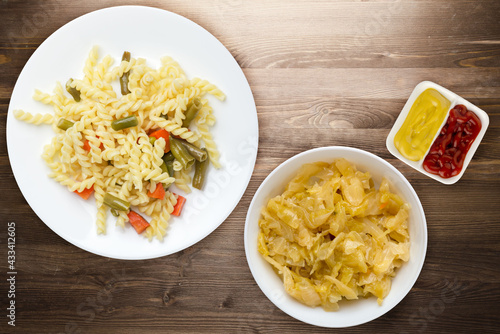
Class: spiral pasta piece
83,45,99,80
93,55,115,82
13,109,54,125
196,122,221,169
144,192,177,241
190,77,226,101
150,116,200,143
32,89,53,104
174,169,192,194
96,204,107,234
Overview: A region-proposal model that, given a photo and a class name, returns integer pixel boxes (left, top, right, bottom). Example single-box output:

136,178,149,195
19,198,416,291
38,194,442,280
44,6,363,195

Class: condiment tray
386,81,489,184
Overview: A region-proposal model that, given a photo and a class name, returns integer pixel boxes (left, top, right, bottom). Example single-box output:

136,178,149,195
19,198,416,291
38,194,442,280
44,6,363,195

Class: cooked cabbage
257,159,410,311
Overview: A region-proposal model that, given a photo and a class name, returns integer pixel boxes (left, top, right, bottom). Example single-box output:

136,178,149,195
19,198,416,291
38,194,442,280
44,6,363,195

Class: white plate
386,81,489,185
245,147,427,327
6,6,258,260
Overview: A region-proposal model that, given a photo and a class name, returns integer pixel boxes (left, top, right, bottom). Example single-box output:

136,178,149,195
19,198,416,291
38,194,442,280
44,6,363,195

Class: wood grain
1,0,499,333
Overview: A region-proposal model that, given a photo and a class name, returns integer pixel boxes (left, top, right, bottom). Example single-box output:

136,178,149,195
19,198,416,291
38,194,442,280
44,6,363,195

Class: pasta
14,46,225,240
13,109,54,125
258,159,410,311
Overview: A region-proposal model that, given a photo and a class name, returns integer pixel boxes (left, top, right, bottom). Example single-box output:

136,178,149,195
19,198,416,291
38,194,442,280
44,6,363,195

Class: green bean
162,152,175,163
111,115,138,131
160,161,169,175
161,153,176,178
149,136,156,146
160,152,176,177
169,135,194,169
110,208,120,217
120,51,131,95
57,118,74,131
165,160,174,178
179,139,207,162
103,193,130,211
159,160,174,190
162,160,174,191
65,78,81,102
182,98,202,127
192,149,209,190
122,51,131,62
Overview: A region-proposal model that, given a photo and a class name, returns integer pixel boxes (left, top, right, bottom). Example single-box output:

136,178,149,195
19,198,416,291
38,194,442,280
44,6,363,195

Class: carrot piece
83,138,104,151
379,202,388,210
172,194,186,216
74,185,94,200
147,183,165,200
127,210,150,234
83,140,91,152
149,129,170,152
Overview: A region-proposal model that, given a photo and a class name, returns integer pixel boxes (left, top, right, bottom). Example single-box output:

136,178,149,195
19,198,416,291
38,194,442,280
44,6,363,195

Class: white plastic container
386,81,490,184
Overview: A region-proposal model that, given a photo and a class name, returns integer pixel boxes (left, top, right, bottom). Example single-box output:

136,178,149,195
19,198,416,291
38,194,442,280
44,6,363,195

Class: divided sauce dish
386,81,489,185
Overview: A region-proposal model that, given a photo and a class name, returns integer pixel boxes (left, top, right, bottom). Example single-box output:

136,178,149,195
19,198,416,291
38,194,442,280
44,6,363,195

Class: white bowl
386,81,490,185
244,146,427,328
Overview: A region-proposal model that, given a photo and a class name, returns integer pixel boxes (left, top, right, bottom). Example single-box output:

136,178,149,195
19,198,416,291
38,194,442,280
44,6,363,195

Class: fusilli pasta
13,46,225,241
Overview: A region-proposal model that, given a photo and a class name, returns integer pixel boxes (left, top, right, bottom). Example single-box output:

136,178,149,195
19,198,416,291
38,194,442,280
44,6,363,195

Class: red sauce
422,104,482,178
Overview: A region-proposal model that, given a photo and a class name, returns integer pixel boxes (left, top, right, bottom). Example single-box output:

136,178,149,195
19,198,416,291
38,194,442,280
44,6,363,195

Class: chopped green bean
182,98,202,128
160,160,174,190
122,51,131,62
57,118,74,131
120,51,131,95
160,161,169,175
162,152,175,163
110,208,120,217
179,139,207,162
103,193,130,211
192,148,209,190
165,160,174,178
65,78,81,102
169,135,194,169
111,115,138,131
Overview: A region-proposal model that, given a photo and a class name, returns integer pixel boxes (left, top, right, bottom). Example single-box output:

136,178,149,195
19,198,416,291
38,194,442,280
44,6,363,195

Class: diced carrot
83,140,91,152
127,210,150,234
74,185,94,200
149,129,170,152
147,183,165,200
172,194,186,216
83,138,104,151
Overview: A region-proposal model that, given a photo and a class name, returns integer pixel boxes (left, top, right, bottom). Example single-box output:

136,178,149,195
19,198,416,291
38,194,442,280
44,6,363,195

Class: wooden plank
0,0,499,333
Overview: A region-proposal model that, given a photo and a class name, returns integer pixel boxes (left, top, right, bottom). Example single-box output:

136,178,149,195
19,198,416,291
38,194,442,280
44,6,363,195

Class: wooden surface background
1,0,499,333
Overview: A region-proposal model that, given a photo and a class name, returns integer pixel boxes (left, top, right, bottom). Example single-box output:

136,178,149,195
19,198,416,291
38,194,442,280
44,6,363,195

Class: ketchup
423,104,482,178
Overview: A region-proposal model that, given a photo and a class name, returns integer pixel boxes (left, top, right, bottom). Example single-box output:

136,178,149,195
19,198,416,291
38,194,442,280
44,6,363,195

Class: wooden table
1,1,499,333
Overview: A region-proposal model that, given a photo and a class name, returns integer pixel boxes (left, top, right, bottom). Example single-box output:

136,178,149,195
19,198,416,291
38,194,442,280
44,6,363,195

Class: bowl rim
244,146,428,327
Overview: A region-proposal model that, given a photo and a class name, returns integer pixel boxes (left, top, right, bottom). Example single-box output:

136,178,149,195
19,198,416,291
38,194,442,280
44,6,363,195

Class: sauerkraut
257,159,410,311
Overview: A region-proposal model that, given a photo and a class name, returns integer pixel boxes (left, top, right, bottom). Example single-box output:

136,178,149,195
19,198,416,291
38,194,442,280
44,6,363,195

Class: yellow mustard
394,88,451,161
